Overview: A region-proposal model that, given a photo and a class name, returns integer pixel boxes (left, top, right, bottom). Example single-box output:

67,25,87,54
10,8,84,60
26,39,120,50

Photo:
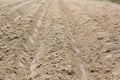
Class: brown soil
0,0,120,80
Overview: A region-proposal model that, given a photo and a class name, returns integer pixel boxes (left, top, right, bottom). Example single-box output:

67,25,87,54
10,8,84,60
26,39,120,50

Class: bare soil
0,0,120,80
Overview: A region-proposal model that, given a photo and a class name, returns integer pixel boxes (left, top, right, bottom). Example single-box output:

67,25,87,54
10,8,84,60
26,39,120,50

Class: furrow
58,0,87,80
59,0,120,79
0,0,31,15
1,0,35,23
0,0,50,80
30,0,84,80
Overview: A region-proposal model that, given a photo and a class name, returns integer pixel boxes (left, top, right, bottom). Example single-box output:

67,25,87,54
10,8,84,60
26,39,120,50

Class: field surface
0,0,120,80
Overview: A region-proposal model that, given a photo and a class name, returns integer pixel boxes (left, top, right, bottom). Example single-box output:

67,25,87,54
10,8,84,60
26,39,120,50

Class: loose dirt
0,0,120,80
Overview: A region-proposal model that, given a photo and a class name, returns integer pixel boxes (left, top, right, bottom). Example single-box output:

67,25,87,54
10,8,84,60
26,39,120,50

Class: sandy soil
0,0,120,80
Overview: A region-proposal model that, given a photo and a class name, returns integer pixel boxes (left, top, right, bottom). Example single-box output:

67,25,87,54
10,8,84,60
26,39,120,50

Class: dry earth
0,0,120,80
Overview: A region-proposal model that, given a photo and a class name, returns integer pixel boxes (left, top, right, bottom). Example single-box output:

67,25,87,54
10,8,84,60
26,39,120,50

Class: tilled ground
0,0,120,80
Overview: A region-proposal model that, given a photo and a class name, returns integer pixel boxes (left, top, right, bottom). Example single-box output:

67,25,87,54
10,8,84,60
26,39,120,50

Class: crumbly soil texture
0,0,120,80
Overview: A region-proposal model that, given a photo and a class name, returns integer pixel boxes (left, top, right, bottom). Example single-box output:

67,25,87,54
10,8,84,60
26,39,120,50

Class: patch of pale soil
0,0,120,80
